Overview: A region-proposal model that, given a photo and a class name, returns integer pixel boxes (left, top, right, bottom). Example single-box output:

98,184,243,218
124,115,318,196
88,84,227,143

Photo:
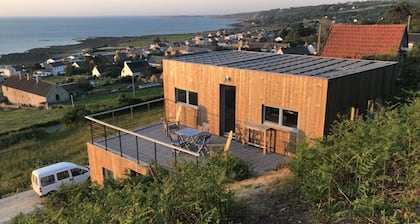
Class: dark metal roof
3,75,56,97
170,50,397,79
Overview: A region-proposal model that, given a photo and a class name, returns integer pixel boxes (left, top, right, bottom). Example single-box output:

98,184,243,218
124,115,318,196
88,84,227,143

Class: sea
0,16,236,55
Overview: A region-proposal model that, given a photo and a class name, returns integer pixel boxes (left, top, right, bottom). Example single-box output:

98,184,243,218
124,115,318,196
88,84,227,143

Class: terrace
85,98,290,176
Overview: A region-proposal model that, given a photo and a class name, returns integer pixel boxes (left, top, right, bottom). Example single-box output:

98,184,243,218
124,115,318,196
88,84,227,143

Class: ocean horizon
0,16,236,55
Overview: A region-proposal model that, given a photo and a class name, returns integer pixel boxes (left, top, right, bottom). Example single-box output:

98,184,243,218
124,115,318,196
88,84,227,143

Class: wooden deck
93,123,290,176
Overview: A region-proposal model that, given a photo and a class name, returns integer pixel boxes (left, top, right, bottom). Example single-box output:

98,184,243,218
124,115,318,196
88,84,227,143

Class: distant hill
221,0,419,31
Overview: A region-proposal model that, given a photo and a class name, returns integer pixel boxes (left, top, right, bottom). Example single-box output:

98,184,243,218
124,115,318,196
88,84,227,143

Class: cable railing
85,98,201,169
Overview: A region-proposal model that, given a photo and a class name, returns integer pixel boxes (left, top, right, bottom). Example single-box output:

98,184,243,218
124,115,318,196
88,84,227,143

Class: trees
290,94,420,223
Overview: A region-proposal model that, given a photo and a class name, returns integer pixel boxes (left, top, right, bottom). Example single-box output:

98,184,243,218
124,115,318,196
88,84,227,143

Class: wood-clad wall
87,143,149,185
324,64,396,134
163,59,330,154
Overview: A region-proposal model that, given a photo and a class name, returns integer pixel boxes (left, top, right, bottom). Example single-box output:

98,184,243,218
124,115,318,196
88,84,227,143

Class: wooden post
317,22,322,55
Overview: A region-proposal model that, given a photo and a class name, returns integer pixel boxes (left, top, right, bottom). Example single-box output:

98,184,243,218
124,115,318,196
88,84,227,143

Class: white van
31,162,90,196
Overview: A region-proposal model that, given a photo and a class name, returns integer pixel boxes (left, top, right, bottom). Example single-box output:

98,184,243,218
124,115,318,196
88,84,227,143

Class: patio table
175,127,205,151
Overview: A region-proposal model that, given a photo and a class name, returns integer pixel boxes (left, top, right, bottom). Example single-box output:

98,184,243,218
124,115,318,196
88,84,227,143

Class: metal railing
85,98,201,169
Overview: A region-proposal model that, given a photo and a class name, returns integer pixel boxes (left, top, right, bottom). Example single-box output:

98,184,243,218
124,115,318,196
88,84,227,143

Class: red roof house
321,24,408,59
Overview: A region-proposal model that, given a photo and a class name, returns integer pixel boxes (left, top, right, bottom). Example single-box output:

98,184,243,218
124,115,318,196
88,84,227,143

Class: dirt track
0,190,44,223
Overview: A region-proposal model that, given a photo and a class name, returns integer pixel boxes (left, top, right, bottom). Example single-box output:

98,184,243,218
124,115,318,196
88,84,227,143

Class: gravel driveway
0,190,44,223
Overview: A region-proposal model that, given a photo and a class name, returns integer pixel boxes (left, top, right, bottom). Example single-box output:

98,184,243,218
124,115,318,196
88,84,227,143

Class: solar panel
172,51,396,79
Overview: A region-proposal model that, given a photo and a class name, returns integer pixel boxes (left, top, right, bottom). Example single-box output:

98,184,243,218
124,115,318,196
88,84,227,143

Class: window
102,167,114,180
57,170,70,180
41,175,55,186
263,105,298,129
55,94,60,101
175,88,197,106
71,168,87,177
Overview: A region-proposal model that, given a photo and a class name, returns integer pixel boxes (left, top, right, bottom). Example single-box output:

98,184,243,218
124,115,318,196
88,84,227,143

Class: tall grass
0,125,89,197
0,107,65,135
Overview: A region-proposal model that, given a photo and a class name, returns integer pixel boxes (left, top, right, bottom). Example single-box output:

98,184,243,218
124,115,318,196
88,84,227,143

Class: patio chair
194,132,212,156
168,131,186,149
162,105,182,136
207,130,233,154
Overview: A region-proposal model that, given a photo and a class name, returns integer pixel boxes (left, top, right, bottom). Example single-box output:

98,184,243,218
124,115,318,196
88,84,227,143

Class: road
0,190,44,223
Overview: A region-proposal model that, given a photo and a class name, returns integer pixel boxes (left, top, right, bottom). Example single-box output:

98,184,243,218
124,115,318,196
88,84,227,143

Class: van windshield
41,175,55,186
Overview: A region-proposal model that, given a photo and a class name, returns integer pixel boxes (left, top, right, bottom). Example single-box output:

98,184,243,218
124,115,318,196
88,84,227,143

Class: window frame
41,175,56,186
57,170,70,181
262,105,299,131
175,88,198,106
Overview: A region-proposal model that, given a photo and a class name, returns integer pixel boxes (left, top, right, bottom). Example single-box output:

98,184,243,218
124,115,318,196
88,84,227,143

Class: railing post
154,143,157,168
147,103,150,112
174,149,177,167
118,130,123,157
136,136,139,164
131,107,134,119
103,125,108,151
90,121,94,143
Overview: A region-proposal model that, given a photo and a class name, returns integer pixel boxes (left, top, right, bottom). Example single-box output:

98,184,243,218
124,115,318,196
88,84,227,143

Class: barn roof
169,50,396,79
320,24,407,59
3,75,56,97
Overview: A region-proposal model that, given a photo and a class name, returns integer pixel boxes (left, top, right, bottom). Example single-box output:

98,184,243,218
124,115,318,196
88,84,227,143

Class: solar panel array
172,51,397,79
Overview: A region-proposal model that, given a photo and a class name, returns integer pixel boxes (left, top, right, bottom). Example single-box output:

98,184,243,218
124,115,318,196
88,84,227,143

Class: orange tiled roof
321,24,407,59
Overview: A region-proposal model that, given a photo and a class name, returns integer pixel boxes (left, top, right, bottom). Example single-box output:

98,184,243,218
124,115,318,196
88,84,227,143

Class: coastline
0,36,152,66
0,16,244,66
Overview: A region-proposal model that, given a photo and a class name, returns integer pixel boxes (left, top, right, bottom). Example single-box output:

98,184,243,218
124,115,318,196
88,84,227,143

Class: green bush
290,94,420,223
62,107,92,125
13,157,240,223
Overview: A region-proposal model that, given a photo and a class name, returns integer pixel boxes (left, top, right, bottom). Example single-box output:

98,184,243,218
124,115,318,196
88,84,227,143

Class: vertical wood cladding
87,143,148,185
163,57,395,154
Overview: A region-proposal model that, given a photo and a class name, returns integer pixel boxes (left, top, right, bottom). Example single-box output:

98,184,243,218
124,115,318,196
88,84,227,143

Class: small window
263,105,299,129
282,109,298,128
175,88,187,103
264,106,279,123
71,168,87,177
57,170,70,180
188,92,198,106
41,175,56,186
175,88,198,106
55,94,60,101
102,167,114,180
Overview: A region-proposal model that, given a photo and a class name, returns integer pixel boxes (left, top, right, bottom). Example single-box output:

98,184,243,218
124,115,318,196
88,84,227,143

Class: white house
45,61,66,75
120,61,148,78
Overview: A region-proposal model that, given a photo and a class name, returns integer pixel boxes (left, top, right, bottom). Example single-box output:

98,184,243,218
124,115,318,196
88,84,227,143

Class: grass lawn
0,107,65,135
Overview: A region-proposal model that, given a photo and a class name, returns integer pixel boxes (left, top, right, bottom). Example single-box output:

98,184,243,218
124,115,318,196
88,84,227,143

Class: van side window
41,175,55,186
57,170,70,180
71,168,86,177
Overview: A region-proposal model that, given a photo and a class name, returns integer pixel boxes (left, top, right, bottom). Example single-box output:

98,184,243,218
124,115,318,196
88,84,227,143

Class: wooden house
163,51,397,154
2,75,69,107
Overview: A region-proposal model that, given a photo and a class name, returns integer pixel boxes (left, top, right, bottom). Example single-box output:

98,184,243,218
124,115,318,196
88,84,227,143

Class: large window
175,88,198,106
263,105,298,129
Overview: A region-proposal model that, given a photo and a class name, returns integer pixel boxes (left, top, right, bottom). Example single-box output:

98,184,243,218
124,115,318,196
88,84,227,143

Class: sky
0,0,352,17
